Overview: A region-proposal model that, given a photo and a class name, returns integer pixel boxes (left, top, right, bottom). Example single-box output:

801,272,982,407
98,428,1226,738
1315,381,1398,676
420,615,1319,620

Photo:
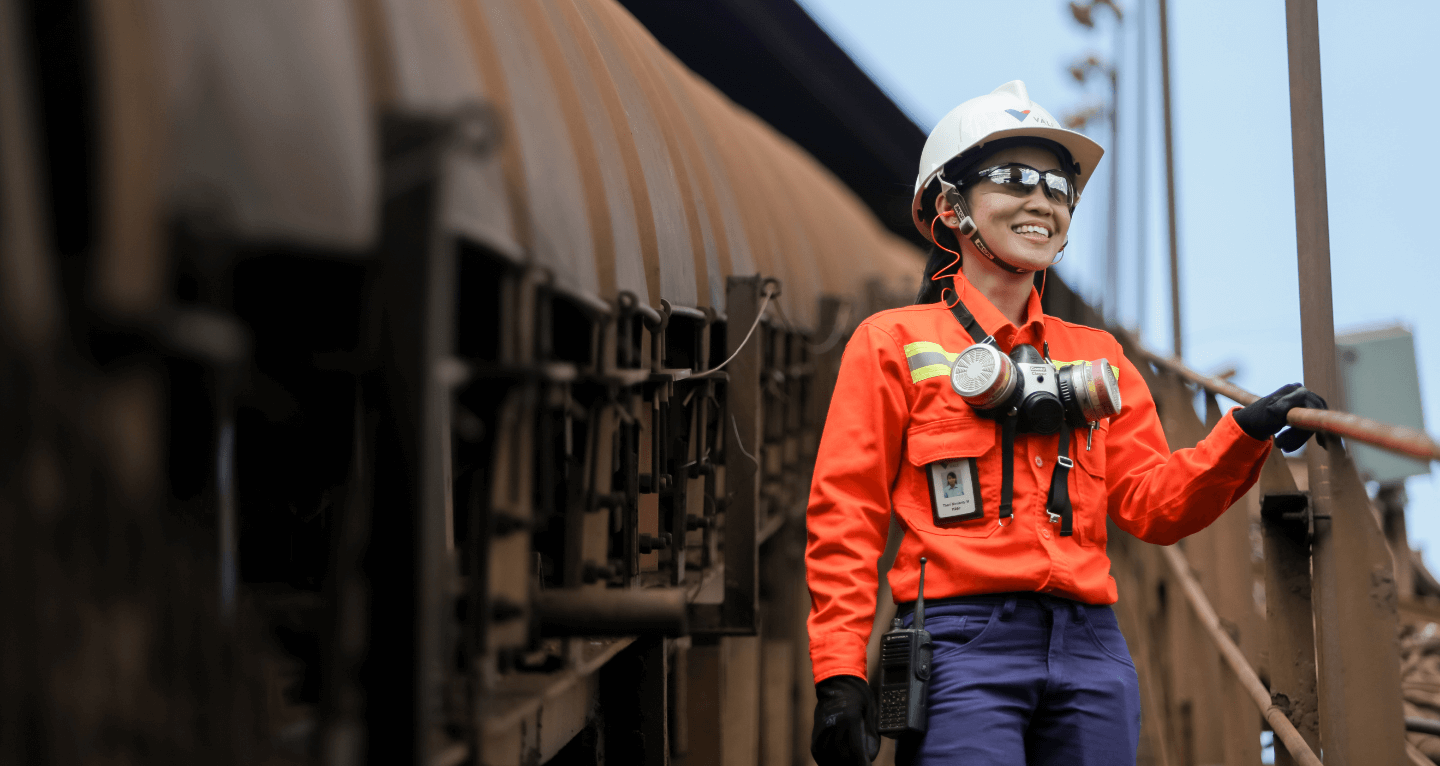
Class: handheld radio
878,557,933,737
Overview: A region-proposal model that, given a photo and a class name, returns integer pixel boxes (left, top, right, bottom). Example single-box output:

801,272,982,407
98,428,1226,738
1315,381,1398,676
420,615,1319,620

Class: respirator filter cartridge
1057,358,1122,424
949,344,1017,411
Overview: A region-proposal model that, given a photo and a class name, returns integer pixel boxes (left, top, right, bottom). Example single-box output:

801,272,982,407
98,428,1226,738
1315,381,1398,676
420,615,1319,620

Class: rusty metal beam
366,112,461,764
535,588,688,636
1161,545,1323,766
714,275,770,632
0,0,59,350
1285,2,1407,763
1258,451,1320,766
1288,408,1440,462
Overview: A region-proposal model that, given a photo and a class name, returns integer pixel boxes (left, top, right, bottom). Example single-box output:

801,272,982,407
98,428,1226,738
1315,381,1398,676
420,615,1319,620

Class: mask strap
945,293,988,345
998,415,1017,525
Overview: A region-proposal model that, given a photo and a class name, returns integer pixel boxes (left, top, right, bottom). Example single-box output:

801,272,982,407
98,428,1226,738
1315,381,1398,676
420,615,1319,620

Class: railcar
1,1,923,763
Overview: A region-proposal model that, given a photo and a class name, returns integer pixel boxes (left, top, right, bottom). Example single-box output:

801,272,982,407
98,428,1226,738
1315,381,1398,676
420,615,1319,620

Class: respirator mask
938,294,1122,534
949,340,1121,434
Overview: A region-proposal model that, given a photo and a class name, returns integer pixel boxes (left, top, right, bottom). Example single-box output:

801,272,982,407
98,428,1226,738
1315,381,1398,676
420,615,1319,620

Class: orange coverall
805,280,1272,684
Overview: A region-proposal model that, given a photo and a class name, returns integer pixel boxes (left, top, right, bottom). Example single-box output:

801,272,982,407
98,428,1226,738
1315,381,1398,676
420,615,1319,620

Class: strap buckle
1047,510,1062,524
1056,455,1074,469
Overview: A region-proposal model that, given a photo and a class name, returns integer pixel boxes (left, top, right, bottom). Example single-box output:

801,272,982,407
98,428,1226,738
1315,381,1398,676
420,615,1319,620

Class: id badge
927,458,983,526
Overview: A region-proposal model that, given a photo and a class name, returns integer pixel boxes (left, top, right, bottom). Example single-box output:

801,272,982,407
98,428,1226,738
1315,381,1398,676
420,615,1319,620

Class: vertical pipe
0,0,60,348
1157,0,1182,358
1106,64,1120,326
1284,1,1407,763
217,416,237,623
368,114,455,764
722,275,763,629
1134,0,1150,337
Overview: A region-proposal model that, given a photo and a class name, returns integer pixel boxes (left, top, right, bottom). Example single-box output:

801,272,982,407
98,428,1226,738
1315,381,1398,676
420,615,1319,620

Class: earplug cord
929,213,967,310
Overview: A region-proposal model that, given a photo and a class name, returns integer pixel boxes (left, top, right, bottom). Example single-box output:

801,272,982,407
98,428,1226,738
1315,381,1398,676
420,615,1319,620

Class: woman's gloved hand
811,675,880,766
1233,383,1329,452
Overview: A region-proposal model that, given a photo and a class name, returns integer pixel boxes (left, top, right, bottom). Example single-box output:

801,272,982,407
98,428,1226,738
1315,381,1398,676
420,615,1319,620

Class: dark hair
946,472,957,481
913,136,1078,305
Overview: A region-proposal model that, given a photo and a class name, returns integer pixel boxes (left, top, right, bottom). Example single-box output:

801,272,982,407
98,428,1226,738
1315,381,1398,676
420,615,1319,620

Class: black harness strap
944,295,1018,527
998,415,1017,523
945,295,989,344
1047,421,1075,536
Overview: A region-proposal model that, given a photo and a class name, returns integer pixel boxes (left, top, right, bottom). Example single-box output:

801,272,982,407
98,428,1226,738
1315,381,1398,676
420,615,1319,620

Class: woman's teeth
1013,224,1050,238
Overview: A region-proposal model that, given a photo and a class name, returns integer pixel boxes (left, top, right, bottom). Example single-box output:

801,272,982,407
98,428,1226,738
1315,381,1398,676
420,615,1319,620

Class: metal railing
1125,340,1438,765
1160,544,1323,766
1134,349,1440,463
1140,349,1440,463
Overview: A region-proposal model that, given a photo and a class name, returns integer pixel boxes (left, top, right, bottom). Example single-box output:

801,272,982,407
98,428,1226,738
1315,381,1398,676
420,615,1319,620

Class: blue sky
796,0,1440,567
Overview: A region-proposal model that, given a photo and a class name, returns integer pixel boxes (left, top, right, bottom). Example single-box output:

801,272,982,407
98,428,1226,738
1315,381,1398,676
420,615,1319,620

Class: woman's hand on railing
1233,383,1330,452
1134,347,1440,462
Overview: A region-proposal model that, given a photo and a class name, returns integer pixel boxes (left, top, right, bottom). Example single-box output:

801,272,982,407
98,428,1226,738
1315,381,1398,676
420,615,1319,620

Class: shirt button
1041,528,1052,539
1035,456,1044,467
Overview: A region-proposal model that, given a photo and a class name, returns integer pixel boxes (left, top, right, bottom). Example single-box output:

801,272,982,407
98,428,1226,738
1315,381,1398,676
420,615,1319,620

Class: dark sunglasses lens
1043,172,1073,204
983,166,1039,195
980,165,1076,206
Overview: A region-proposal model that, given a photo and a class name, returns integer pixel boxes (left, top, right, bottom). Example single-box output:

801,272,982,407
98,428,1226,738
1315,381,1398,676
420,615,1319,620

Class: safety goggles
968,163,1076,208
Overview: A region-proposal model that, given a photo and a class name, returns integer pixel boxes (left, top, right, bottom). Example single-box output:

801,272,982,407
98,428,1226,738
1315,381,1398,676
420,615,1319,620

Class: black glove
1233,383,1329,453
811,675,879,766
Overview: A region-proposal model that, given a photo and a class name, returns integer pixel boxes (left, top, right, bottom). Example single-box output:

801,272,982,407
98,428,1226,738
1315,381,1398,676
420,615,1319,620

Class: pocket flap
905,415,996,466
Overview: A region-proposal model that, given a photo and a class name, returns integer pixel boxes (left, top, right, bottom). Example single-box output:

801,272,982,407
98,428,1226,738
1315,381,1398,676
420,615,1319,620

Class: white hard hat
911,80,1105,242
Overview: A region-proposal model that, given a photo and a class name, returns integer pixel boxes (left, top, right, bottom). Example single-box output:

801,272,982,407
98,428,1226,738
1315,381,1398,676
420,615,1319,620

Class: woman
806,81,1325,766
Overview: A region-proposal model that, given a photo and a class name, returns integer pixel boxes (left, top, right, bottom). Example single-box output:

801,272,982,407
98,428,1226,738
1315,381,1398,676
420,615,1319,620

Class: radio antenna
916,557,928,630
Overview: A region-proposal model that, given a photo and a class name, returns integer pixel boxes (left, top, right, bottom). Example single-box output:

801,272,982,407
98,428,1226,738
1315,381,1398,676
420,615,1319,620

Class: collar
945,270,1047,351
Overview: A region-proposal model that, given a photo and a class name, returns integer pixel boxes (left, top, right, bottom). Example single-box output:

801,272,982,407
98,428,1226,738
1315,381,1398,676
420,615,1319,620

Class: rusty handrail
1139,350,1440,463
1160,545,1324,766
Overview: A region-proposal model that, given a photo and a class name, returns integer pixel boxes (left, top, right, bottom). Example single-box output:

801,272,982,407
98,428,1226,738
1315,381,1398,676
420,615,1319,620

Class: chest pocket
900,411,1000,539
1070,419,1110,547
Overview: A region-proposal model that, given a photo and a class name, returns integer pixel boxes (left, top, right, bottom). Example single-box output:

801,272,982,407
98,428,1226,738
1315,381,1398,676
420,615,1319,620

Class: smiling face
936,144,1072,273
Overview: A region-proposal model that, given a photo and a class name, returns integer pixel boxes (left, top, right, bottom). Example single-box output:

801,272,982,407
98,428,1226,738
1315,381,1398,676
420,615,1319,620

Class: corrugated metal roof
123,0,924,328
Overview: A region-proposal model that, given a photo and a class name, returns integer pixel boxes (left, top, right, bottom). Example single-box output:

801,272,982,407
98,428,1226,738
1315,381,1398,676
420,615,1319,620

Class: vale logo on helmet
1005,109,1031,121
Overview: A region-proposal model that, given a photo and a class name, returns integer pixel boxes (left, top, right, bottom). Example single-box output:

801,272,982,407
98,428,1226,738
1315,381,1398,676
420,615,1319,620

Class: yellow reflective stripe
903,341,959,384
902,341,958,363
910,363,952,384
901,346,1118,385
1053,360,1121,380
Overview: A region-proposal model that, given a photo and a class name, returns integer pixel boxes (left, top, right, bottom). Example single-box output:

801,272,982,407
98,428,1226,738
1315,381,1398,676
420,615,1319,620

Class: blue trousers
894,594,1141,766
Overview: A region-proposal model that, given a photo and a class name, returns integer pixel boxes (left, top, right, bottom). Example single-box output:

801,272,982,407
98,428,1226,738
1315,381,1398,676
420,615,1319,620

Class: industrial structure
1,0,1438,765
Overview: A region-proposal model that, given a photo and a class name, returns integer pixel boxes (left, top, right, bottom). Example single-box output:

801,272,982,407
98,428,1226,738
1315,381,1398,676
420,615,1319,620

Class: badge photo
927,458,983,526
